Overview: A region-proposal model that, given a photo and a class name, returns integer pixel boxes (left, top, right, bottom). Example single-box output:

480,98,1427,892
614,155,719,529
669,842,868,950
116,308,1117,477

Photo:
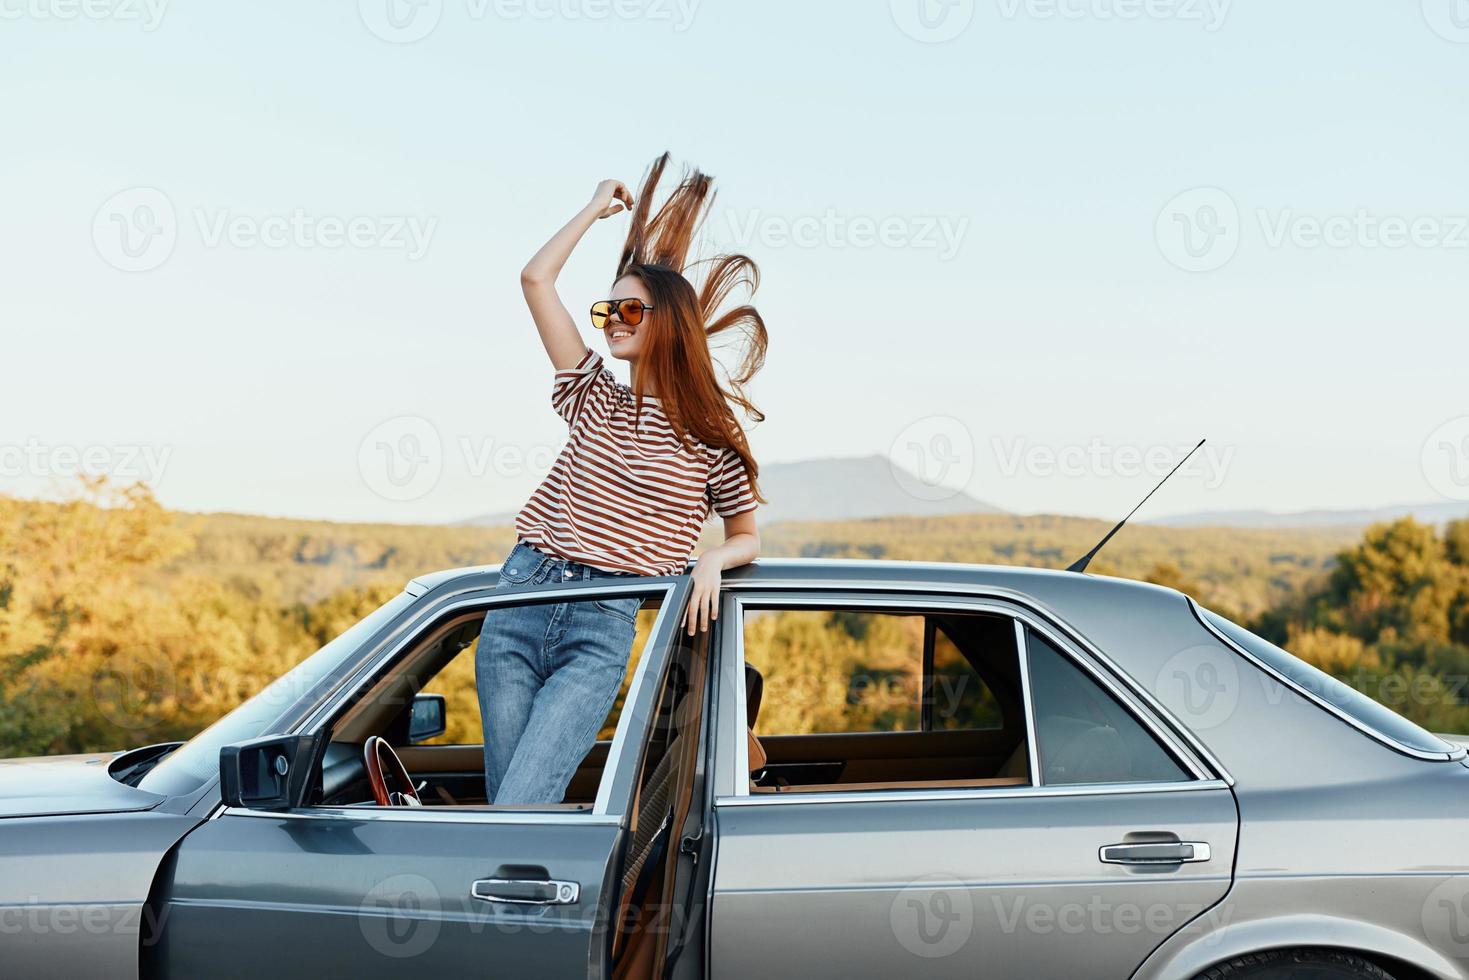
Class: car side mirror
408,693,447,744
219,733,324,811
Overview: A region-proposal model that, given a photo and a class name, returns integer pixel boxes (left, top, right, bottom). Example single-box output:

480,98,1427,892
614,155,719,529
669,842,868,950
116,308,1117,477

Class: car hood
0,752,166,818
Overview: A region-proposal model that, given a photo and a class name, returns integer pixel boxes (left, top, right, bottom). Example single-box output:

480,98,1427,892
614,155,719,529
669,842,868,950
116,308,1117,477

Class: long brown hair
617,152,767,503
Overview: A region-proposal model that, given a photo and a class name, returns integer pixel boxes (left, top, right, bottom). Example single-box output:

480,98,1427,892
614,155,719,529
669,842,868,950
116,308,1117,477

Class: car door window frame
714,586,1231,805
215,576,689,826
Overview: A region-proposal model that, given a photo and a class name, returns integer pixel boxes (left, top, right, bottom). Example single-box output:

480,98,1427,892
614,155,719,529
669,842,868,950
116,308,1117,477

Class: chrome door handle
1099,841,1211,865
471,878,580,905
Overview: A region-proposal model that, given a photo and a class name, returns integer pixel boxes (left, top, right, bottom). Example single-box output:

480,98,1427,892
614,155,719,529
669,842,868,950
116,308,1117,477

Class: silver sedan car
2,558,1468,980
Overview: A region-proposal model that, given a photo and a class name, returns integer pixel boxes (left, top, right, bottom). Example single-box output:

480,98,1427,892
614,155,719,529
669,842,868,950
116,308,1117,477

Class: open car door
144,574,693,980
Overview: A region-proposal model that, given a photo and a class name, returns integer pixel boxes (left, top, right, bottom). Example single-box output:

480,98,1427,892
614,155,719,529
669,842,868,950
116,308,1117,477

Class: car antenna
1066,438,1206,574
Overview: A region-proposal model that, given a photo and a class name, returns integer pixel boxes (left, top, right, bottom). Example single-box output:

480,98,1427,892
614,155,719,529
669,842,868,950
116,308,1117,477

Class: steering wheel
364,735,422,807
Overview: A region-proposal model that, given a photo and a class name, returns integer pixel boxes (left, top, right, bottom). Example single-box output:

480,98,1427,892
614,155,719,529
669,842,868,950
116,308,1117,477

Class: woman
476,153,767,806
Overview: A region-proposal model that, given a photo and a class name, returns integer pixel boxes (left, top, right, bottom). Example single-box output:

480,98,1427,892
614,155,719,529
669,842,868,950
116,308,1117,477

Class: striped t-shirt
515,348,758,577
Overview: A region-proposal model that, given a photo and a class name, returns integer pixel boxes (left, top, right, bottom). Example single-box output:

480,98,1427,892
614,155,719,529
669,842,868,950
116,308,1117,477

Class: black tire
1194,949,1395,980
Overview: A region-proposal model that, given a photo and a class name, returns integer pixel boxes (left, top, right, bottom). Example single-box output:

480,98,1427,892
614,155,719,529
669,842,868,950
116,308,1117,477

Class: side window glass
1025,630,1188,785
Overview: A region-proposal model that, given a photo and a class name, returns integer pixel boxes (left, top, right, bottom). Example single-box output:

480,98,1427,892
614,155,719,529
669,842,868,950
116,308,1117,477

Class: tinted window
1026,630,1187,785
1200,608,1456,757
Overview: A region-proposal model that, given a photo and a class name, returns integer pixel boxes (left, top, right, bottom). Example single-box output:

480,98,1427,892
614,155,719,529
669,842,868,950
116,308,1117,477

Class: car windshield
1199,606,1458,758
138,591,416,796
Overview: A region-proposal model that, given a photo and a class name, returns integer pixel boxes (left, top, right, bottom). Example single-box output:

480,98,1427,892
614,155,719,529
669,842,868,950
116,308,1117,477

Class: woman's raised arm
519,179,633,370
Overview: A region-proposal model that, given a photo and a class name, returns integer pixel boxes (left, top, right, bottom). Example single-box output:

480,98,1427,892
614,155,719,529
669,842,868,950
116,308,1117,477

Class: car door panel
711,786,1238,980
0,811,200,980
150,576,695,980
149,811,620,980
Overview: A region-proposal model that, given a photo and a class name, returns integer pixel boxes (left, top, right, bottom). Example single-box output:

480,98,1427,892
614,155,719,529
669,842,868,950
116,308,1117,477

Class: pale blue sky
3,1,1467,524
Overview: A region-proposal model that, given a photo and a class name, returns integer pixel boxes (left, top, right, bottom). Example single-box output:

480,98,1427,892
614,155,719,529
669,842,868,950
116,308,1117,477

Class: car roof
405,556,1184,607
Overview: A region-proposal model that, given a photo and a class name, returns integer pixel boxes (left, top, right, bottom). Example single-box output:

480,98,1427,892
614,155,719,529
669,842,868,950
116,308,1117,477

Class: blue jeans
475,541,643,805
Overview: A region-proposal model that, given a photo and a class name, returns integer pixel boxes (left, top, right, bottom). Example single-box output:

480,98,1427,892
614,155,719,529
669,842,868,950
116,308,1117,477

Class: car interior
739,605,1191,794
310,593,669,810
740,607,1034,793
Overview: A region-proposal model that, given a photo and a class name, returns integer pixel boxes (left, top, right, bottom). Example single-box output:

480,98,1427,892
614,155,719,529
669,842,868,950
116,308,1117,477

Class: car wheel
1195,949,1395,979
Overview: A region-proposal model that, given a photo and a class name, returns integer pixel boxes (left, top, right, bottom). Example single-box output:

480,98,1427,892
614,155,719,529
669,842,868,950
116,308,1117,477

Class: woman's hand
683,513,760,636
684,559,722,635
588,179,633,220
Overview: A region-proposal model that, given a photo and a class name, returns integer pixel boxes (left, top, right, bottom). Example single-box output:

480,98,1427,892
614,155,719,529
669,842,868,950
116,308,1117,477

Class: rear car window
1026,630,1189,785
1199,607,1458,758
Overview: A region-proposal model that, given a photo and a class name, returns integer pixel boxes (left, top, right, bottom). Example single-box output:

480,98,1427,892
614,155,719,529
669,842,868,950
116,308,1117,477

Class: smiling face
603,274,652,363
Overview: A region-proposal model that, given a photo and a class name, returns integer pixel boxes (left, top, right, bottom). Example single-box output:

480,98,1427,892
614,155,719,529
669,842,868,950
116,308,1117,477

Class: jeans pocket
497,543,541,586
594,596,642,626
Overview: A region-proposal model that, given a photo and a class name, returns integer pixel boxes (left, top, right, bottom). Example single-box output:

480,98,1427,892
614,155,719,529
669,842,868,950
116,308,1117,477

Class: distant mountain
1147,500,1469,530
457,455,1003,527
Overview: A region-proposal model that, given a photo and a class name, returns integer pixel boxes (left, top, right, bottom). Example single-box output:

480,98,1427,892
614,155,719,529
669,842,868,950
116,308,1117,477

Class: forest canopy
2,480,1466,757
